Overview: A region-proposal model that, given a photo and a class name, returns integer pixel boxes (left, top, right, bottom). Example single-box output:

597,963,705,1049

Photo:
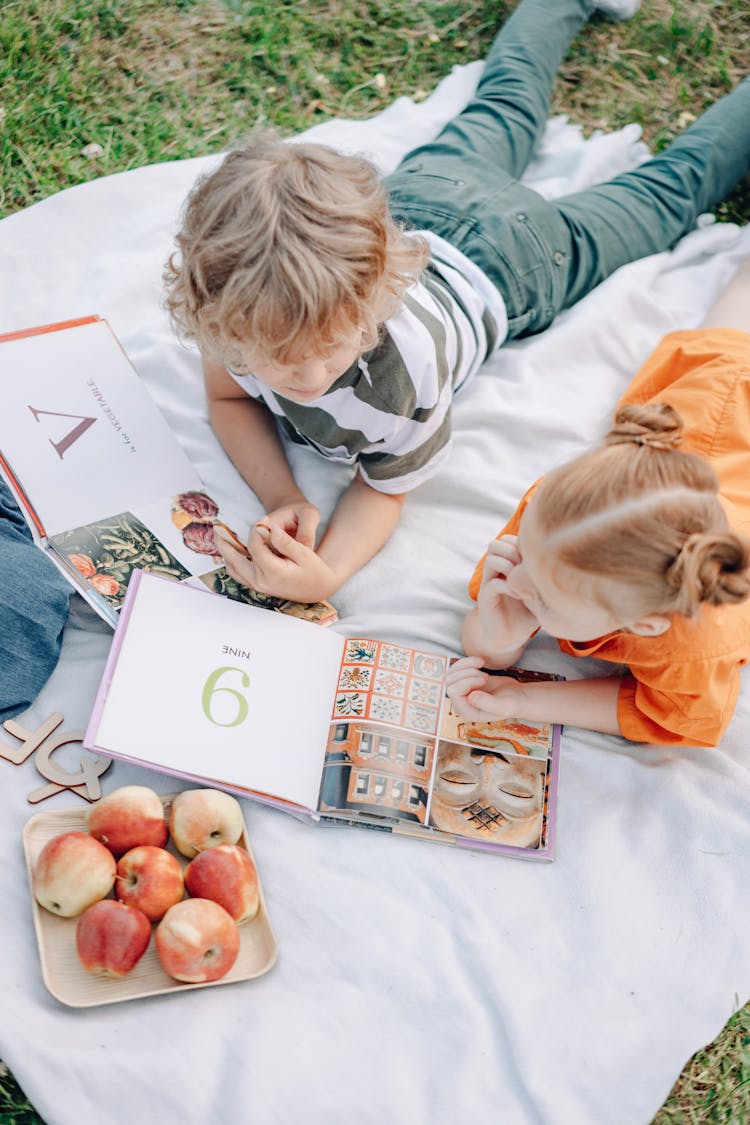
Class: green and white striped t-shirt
229,231,508,494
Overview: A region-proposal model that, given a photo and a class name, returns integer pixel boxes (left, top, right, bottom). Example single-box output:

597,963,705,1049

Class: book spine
0,315,100,344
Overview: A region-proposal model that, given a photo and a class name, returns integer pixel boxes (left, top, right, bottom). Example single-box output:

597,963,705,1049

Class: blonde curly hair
163,133,429,369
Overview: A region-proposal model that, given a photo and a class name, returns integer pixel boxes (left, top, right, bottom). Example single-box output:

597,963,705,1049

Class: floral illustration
54,511,191,610
334,692,366,717
368,696,403,724
181,521,220,557
175,491,219,519
413,653,447,680
343,639,377,664
339,666,373,691
373,669,407,697
379,644,411,671
408,677,442,707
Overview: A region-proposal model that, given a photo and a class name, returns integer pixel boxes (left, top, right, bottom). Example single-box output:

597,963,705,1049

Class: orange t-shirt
468,328,750,747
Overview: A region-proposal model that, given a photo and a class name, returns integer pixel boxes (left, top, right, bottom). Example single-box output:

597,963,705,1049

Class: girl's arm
461,606,531,668
446,657,623,735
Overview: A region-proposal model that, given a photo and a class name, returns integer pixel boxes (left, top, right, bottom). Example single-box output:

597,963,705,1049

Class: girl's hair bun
666,532,750,608
605,402,684,451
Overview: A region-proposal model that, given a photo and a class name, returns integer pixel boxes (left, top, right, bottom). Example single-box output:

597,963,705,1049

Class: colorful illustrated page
318,644,558,852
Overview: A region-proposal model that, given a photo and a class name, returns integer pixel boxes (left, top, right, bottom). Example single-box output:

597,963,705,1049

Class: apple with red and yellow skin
87,784,168,857
33,831,116,918
76,899,152,977
169,788,244,858
114,845,185,921
155,898,240,982
184,844,260,924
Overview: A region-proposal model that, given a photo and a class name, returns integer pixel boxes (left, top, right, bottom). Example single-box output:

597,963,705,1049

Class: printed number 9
202,666,250,727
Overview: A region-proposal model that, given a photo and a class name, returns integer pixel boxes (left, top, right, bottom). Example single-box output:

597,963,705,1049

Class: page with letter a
0,318,200,537
87,573,345,811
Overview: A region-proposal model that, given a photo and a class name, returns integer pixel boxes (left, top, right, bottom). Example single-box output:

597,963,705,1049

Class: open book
0,317,336,628
84,572,562,860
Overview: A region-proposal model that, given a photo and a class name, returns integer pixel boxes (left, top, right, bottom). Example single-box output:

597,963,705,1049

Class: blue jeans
385,0,750,338
0,481,71,721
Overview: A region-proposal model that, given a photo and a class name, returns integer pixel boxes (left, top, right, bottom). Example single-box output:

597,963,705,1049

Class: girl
447,256,750,747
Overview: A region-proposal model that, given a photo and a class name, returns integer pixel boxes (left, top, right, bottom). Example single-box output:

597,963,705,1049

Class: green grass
1,2,749,1122
2,1,749,221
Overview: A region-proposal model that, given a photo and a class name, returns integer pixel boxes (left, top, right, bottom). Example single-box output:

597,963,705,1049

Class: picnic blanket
1,60,749,1125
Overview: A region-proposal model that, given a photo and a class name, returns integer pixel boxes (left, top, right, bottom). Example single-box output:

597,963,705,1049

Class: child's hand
215,523,338,603
259,500,321,549
476,536,540,649
446,656,527,722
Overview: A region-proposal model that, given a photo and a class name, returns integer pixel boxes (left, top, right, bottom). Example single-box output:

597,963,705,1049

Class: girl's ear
628,613,671,637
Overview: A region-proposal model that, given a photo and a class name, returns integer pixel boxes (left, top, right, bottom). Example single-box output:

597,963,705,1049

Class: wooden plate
23,796,278,1007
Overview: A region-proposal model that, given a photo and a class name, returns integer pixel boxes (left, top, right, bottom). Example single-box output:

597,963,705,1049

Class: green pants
385,0,750,339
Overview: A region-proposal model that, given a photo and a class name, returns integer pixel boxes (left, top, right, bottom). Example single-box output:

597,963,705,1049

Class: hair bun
606,402,684,451
666,532,750,607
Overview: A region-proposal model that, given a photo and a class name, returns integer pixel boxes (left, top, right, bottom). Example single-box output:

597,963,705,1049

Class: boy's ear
628,613,671,637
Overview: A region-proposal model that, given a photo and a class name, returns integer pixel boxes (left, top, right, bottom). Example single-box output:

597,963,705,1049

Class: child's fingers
446,664,486,688
267,523,311,563
295,508,320,548
250,523,286,560
213,523,250,557
466,689,507,718
446,655,484,680
448,673,488,703
482,541,521,585
482,557,514,585
446,660,488,700
216,535,261,589
487,536,521,564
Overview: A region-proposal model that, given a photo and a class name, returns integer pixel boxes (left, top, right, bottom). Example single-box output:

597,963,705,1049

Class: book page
88,574,344,810
317,641,559,855
0,319,201,537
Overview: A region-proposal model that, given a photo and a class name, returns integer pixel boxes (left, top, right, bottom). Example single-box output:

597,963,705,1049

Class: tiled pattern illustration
408,677,442,707
378,644,412,672
368,696,404,724
333,639,448,735
334,692,367,717
338,665,373,691
343,639,378,664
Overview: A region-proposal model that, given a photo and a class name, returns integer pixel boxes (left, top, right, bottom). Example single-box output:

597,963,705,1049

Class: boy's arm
206,358,405,601
316,472,406,584
218,471,405,603
203,357,319,546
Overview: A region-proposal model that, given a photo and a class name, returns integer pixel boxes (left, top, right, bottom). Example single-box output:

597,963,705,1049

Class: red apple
87,784,168,856
169,788,244,857
33,831,116,917
76,899,151,976
115,845,185,921
155,898,240,982
184,844,260,924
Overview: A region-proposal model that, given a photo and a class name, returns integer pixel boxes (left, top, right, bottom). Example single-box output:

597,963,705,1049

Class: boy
164,0,750,604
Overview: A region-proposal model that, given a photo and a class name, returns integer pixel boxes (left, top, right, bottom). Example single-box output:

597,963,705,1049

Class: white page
90,574,345,810
0,320,201,536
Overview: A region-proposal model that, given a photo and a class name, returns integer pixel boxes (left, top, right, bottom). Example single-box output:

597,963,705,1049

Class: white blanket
2,62,749,1125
